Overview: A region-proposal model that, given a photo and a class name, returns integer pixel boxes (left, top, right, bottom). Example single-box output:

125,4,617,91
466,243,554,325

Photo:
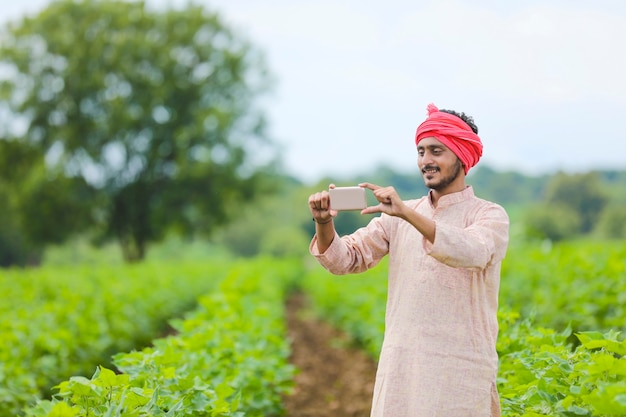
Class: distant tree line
210,165,626,259
374,165,626,242
520,171,626,241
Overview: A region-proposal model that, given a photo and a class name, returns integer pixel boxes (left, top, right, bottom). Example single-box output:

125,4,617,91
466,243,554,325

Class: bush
523,203,581,241
595,205,626,239
0,194,41,267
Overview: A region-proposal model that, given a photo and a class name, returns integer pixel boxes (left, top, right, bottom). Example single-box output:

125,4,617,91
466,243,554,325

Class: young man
308,103,510,416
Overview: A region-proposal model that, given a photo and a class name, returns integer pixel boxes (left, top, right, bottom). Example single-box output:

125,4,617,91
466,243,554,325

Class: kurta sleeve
424,203,509,270
309,215,390,275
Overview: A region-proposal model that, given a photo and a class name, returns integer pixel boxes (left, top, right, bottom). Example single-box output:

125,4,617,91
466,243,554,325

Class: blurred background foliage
1,1,625,267
0,0,279,263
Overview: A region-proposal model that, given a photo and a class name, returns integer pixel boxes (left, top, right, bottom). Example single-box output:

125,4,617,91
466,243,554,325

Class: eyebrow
417,144,447,150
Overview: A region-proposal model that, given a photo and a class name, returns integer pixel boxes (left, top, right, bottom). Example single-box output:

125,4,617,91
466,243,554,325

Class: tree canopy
0,0,278,261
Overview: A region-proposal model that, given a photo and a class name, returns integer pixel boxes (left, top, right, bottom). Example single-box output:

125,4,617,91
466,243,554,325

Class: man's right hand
308,184,338,253
308,184,338,224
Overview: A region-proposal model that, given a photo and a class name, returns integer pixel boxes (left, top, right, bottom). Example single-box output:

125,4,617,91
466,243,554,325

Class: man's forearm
315,219,335,253
400,206,436,244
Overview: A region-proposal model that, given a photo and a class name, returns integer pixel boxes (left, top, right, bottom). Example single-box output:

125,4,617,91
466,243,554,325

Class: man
308,103,510,416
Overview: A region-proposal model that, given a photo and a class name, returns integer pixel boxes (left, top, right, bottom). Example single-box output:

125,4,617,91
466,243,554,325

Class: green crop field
2,240,625,416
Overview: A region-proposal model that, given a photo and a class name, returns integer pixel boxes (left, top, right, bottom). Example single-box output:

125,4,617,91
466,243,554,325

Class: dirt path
283,293,377,417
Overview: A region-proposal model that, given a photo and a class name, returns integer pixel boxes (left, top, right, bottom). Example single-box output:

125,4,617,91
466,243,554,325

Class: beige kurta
310,186,509,417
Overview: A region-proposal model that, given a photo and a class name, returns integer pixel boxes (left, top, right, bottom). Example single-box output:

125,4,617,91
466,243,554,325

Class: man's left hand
359,183,408,218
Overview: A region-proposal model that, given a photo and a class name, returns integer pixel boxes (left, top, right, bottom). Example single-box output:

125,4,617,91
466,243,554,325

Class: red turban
414,103,483,174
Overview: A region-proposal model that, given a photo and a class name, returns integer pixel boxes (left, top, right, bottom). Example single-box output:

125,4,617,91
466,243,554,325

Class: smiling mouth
422,167,439,175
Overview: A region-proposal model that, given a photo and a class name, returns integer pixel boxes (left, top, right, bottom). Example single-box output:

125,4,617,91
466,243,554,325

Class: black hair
439,109,478,134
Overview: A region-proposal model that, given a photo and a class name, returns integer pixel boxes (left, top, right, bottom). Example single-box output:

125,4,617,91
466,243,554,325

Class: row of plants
301,241,626,416
497,311,626,416
0,260,232,415
22,257,299,416
499,240,626,333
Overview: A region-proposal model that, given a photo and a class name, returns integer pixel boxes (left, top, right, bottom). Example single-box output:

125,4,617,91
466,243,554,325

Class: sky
2,0,626,183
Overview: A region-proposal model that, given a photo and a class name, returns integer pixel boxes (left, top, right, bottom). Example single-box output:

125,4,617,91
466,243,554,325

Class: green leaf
47,402,80,417
95,367,119,387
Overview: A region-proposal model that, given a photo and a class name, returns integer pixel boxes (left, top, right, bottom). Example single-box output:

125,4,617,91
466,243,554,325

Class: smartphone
329,186,367,211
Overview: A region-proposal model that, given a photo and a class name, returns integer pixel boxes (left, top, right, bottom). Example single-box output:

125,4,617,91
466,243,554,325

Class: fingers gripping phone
329,186,367,211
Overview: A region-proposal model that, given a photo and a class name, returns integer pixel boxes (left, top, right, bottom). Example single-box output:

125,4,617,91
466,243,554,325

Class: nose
419,150,434,167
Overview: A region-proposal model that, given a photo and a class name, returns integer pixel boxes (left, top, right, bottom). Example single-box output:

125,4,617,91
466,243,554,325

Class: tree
213,177,312,258
543,172,608,234
0,139,44,265
0,187,40,267
523,203,581,241
468,165,547,206
0,138,96,266
522,171,610,241
0,0,277,261
595,204,626,239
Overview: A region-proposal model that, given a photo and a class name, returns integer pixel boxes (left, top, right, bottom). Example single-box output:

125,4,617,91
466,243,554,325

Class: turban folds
415,103,483,174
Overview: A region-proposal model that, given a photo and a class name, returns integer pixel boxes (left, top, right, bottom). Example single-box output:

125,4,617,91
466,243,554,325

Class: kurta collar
428,186,475,209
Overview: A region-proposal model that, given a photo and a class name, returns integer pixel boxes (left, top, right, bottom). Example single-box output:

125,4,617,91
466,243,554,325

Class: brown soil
283,293,378,417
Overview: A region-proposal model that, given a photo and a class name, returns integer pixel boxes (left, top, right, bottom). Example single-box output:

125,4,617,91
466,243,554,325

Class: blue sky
2,0,625,183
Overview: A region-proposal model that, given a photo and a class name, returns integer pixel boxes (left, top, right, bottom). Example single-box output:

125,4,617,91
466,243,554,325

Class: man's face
417,137,464,191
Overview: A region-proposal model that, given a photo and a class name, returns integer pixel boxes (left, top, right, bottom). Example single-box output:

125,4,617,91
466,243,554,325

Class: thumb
361,203,384,215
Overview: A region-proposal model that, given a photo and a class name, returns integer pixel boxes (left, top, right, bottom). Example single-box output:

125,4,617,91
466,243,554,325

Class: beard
422,159,463,191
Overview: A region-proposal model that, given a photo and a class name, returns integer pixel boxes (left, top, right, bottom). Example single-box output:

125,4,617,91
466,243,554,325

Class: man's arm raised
359,182,436,244
308,184,338,253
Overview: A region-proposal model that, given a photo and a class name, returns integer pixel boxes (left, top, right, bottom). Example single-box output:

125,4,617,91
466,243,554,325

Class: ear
458,159,468,175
